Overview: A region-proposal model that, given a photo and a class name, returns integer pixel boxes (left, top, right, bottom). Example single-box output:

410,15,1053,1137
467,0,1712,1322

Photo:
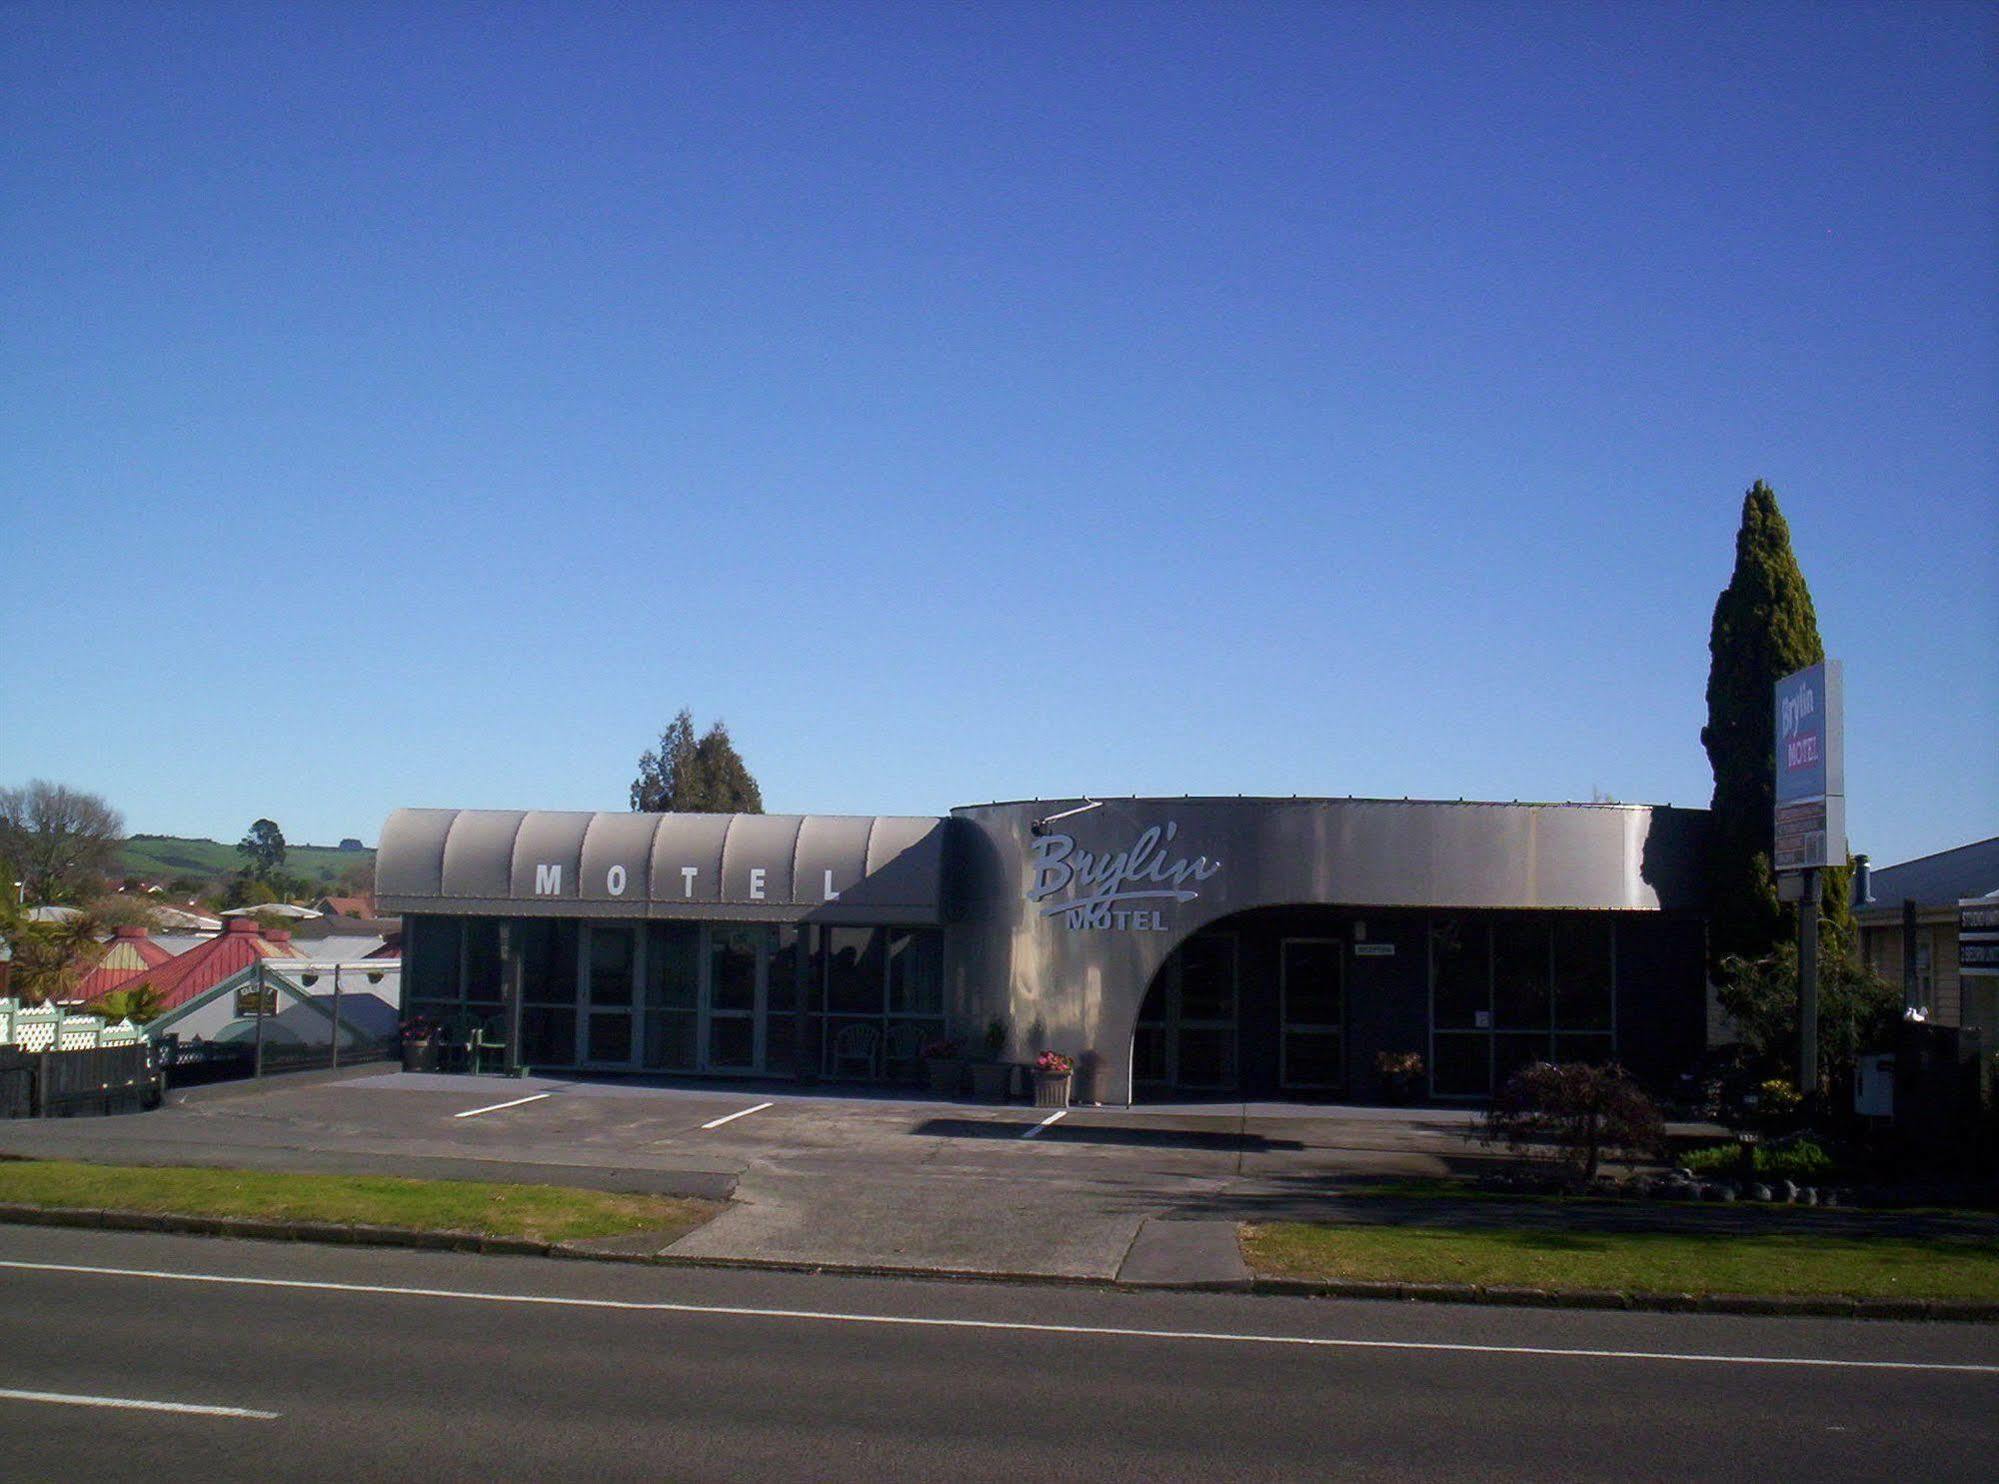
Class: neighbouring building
377,796,1710,1104
1854,835,1999,1038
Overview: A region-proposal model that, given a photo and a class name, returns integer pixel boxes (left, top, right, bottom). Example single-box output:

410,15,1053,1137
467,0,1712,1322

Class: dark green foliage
631,709,764,814
1715,919,1898,1090
1683,1137,1836,1182
1701,481,1840,965
236,818,287,878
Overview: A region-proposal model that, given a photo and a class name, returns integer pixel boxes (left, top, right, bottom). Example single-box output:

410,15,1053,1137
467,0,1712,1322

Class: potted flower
1032,1049,1074,1109
1376,1050,1424,1105
921,1036,963,1097
968,1017,1012,1102
401,1015,440,1073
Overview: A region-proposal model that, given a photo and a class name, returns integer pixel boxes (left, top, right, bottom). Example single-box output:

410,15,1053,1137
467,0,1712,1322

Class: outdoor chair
881,1022,926,1084
470,1015,509,1075
826,1021,881,1081
440,1013,479,1073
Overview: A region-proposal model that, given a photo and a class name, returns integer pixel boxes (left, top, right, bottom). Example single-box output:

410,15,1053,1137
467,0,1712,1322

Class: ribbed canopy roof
376,809,953,924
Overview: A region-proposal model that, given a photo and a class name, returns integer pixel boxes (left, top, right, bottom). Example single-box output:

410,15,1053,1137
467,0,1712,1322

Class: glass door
1280,938,1345,1090
642,924,701,1071
581,924,637,1067
705,926,766,1073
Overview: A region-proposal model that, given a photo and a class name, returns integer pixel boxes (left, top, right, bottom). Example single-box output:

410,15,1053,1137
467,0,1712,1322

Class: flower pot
1032,1070,1071,1109
402,1039,438,1073
925,1056,964,1097
969,1061,1012,1103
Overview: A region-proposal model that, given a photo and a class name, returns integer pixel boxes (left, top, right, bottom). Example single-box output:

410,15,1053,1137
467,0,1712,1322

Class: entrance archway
1129,905,1384,1102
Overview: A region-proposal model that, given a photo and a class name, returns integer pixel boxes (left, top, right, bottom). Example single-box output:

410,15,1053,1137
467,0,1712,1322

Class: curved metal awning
376,809,953,924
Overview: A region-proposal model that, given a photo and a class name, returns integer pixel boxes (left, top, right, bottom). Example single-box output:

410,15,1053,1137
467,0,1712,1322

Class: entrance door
1134,932,1240,1092
1280,938,1345,1091
705,926,766,1073
581,924,638,1067
641,924,701,1071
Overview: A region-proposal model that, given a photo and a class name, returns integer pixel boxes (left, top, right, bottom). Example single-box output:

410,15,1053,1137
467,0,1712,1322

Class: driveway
0,1068,1514,1280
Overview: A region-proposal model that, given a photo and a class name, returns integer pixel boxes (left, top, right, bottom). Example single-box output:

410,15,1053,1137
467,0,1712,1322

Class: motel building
377,795,1711,1105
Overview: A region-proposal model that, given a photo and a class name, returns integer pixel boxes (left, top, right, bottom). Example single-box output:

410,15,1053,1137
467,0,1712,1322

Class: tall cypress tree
1701,481,1847,966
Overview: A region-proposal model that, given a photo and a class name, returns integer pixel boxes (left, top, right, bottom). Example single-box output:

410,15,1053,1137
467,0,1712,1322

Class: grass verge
0,1160,719,1245
1241,1221,1999,1300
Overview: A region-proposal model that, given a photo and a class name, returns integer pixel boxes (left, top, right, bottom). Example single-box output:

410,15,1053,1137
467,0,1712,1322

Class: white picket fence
0,998,144,1053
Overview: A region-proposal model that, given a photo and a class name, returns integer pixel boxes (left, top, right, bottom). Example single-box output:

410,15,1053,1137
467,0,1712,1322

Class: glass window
1552,919,1613,1030
825,928,883,1014
1431,918,1489,1029
1493,919,1551,1029
643,1008,697,1072
517,920,578,1006
588,1012,632,1063
464,920,503,1007
588,927,636,1007
1283,940,1342,1026
1177,935,1237,1023
887,929,943,1015
1555,1033,1614,1066
710,927,761,1014
644,924,700,1009
767,927,804,1013
521,1006,575,1066
408,917,462,1005
1431,1032,1490,1097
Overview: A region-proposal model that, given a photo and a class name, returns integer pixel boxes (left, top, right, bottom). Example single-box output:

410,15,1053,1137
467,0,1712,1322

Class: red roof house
77,926,177,1001
117,917,294,1012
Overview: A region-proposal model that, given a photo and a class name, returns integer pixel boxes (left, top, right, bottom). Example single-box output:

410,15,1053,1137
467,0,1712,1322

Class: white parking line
0,1386,280,1420
2,1260,1992,1375
700,1101,774,1131
452,1093,552,1119
1021,1109,1068,1139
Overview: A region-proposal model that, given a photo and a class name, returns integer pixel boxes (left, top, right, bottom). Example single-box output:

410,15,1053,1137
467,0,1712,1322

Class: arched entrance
1131,905,1393,1102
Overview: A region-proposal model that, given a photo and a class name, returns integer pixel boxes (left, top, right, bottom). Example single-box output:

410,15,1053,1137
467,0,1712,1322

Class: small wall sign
1354,942,1396,957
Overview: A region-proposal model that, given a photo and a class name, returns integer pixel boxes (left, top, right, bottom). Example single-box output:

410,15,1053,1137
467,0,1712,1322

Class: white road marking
452,1093,552,1119
1021,1109,1068,1139
2,1259,1992,1376
0,1386,279,1420
700,1101,774,1130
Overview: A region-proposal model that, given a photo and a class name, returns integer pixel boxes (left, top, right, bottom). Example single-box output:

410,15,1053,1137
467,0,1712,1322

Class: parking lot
0,1068,1502,1280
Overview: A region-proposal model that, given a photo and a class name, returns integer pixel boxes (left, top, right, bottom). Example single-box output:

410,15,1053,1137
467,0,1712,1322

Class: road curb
1,1204,1993,1321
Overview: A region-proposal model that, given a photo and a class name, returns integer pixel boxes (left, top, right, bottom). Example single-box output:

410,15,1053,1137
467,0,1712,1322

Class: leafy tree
1716,919,1898,1092
237,818,287,879
220,872,279,910
94,983,165,1024
1700,482,1850,966
0,780,125,904
1,909,104,1006
631,709,764,813
1481,1062,1666,1182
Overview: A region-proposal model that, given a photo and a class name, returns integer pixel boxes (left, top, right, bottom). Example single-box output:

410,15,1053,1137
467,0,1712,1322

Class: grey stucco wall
944,796,1709,1104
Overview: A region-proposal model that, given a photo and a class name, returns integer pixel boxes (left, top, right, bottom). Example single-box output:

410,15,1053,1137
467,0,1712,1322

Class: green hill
121,834,374,887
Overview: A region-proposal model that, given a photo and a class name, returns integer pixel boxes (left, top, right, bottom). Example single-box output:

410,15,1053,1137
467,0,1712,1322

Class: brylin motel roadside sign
1773,660,1846,874
1027,821,1222,931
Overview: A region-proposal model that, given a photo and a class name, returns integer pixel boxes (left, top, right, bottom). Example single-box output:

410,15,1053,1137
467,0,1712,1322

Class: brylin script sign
1027,821,1222,930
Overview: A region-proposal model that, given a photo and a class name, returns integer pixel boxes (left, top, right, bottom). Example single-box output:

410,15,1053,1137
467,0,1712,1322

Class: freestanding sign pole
1799,870,1821,1096
1774,660,1844,1102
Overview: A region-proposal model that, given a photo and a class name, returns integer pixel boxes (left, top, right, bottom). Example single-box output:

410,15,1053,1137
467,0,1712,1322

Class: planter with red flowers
1032,1050,1074,1109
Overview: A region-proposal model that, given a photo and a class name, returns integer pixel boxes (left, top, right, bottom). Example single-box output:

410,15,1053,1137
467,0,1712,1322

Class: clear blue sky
2,2,1993,866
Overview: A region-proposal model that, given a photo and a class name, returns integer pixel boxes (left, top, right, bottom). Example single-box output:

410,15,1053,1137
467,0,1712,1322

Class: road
0,1227,1993,1481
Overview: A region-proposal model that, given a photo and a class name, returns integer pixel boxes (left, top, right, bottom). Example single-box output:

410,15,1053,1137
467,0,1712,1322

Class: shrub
1683,1137,1836,1183
1482,1062,1666,1182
